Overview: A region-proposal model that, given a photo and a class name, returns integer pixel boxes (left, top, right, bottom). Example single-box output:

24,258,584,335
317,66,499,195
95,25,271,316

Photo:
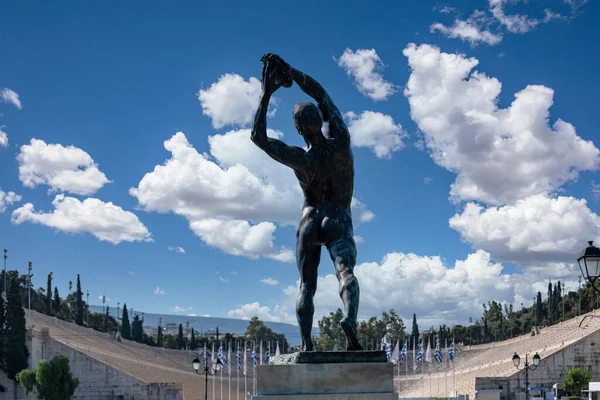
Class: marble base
252,361,395,399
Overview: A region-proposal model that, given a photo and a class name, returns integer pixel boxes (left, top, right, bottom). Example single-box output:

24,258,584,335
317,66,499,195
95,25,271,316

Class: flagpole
220,341,223,400
445,337,448,397
228,341,231,400
244,341,247,400
212,342,216,400
237,342,240,400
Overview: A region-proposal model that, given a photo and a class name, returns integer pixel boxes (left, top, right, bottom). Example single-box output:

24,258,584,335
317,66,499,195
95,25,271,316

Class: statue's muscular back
296,138,355,247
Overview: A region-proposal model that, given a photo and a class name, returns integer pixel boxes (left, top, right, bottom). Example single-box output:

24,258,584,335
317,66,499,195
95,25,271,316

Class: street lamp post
578,241,600,292
512,352,541,400
192,357,223,400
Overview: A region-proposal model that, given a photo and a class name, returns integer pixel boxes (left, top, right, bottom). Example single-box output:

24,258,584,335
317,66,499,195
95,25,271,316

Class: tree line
317,279,598,350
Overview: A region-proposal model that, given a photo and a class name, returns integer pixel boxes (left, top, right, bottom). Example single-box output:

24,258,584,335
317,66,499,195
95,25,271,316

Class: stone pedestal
252,360,396,399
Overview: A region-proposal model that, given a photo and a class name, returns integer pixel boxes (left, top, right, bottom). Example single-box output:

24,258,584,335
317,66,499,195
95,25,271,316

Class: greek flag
416,339,424,362
385,341,392,360
449,340,455,362
203,342,207,367
264,345,271,364
236,343,241,370
391,341,400,364
218,344,228,366
400,342,407,361
434,339,443,364
251,346,257,368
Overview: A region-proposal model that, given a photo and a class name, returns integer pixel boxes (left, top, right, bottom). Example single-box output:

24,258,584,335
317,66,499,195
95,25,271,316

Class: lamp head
512,353,520,367
532,353,541,367
192,357,201,372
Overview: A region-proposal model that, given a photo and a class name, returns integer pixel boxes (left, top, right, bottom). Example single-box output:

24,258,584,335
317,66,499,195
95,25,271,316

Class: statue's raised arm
262,54,351,147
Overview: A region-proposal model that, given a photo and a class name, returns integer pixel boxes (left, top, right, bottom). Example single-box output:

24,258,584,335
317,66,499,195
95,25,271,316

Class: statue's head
293,102,323,138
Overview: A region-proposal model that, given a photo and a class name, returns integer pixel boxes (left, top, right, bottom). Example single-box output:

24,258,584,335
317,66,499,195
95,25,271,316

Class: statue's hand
261,60,283,95
261,53,291,73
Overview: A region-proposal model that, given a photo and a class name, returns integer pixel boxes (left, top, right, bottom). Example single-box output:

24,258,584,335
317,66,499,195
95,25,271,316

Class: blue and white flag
236,343,242,370
449,340,455,362
218,343,228,366
400,341,407,361
264,345,271,364
434,339,443,364
391,341,400,364
251,346,257,369
203,342,207,367
416,339,424,362
385,341,392,360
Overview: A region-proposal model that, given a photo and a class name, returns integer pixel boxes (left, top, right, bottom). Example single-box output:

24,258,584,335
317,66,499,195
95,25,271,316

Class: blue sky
1,0,599,328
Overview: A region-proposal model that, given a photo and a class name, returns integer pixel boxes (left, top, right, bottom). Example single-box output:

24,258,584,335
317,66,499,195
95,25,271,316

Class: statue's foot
301,341,314,352
341,317,363,351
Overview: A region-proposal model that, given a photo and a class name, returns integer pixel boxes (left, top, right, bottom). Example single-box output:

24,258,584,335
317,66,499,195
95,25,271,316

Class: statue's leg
327,234,363,351
296,234,321,352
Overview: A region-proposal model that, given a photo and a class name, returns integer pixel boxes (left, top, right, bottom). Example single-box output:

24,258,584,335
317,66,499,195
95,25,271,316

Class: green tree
244,317,289,351
75,275,83,326
0,282,4,371
17,354,79,400
46,272,53,316
157,325,163,347
411,314,419,348
381,309,405,346
132,314,143,343
190,328,198,350
121,303,131,339
53,287,61,318
87,312,117,333
317,309,345,350
535,291,543,326
564,367,591,396
5,277,29,397
177,324,186,349
547,282,553,325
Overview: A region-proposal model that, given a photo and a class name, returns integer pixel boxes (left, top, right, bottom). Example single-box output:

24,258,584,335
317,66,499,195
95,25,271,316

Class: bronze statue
251,54,362,351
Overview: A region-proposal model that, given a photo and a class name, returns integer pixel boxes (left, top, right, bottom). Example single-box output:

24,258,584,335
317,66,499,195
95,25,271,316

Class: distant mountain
89,305,316,344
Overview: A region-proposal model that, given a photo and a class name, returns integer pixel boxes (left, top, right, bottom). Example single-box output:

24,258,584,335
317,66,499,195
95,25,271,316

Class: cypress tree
557,281,562,321
411,313,419,348
535,291,543,326
177,324,185,349
46,272,53,316
75,274,84,326
132,314,143,343
53,287,61,318
190,328,198,350
0,284,4,371
547,282,553,325
5,277,29,383
121,303,131,339
157,325,163,347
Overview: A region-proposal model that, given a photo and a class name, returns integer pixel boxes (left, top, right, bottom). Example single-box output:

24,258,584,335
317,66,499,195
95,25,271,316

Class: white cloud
190,219,294,262
131,131,373,261
354,235,364,244
0,128,7,148
0,189,22,213
424,177,433,184
351,198,375,223
437,6,456,14
167,246,186,253
170,306,192,313
431,12,503,46
187,313,197,317
489,0,540,33
592,181,600,200
260,277,280,286
227,301,294,323
345,111,406,159
218,276,230,283
229,250,549,326
18,139,111,196
98,295,111,303
0,88,22,110
129,271,134,276
154,287,166,295
450,194,600,265
11,194,152,245
403,43,599,205
202,314,211,317
198,73,277,129
337,49,397,101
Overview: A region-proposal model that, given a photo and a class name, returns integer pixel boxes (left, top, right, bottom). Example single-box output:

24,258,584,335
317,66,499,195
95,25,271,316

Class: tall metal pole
525,354,529,400
579,276,582,315
86,290,90,324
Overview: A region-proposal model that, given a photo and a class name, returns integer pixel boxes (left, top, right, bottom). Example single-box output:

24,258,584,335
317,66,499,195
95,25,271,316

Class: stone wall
476,328,600,400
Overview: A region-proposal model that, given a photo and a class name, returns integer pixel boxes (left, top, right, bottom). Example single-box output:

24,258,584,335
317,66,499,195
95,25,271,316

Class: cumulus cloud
0,88,22,109
431,11,503,46
198,73,277,129
260,277,280,286
0,189,22,213
450,194,600,265
11,194,152,244
354,236,364,244
0,128,7,148
345,111,406,159
154,287,166,295
403,43,599,205
351,198,375,223
229,250,548,326
489,0,540,33
170,306,192,313
131,131,373,261
18,139,111,196
168,246,186,253
218,276,230,283
337,49,397,101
